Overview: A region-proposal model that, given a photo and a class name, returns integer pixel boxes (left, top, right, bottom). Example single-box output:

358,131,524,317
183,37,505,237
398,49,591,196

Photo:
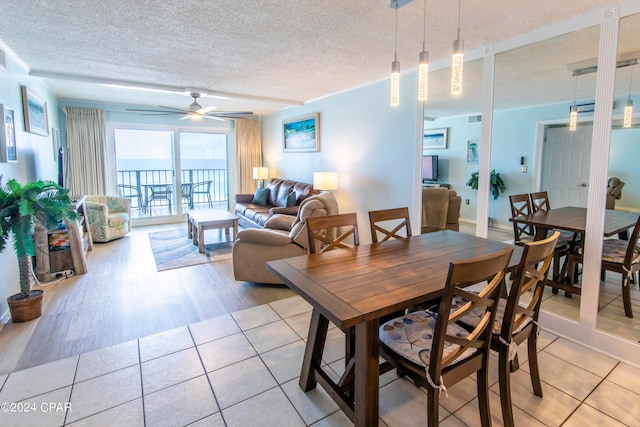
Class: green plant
0,177,77,299
466,170,506,200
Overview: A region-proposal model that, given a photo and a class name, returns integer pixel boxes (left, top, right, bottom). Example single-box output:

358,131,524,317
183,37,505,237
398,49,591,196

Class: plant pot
7,290,44,323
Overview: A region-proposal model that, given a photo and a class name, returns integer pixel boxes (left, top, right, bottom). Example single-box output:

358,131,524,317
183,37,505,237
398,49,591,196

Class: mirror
489,25,601,323
421,58,483,224
596,12,640,342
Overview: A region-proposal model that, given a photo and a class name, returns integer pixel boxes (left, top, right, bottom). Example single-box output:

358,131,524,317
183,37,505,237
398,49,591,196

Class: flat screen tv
422,155,439,182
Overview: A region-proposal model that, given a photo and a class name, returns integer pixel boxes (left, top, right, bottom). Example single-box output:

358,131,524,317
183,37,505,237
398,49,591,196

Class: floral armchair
85,195,131,243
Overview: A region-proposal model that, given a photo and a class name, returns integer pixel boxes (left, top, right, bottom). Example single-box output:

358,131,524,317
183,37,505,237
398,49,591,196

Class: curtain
236,119,262,193
62,107,110,196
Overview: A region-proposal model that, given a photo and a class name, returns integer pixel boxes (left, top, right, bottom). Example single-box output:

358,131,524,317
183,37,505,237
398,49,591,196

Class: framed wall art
423,128,448,151
21,85,49,136
283,113,320,152
467,139,479,163
0,105,17,163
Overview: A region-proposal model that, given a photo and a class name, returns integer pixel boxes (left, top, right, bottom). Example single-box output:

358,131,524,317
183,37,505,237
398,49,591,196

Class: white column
476,45,495,238
580,7,619,328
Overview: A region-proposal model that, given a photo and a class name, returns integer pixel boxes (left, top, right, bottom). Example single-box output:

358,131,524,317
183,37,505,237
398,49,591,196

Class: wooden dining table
266,230,522,426
510,206,640,294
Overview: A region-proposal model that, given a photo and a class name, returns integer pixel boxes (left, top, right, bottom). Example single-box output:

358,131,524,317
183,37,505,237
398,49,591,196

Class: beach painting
283,113,320,152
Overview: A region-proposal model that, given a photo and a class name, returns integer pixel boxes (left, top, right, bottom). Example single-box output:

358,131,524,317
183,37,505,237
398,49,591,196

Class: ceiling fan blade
126,108,183,113
209,111,254,116
157,106,189,112
204,116,226,121
138,112,184,116
179,115,191,120
197,106,217,114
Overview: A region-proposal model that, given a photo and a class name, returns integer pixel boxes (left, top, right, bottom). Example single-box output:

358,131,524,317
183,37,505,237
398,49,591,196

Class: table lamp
313,172,338,192
253,166,269,188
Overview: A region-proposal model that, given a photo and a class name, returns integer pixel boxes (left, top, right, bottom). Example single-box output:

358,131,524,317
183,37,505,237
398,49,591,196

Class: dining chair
378,246,513,427
368,207,412,243
567,215,640,318
191,181,213,208
306,212,361,377
307,213,359,254
528,191,578,293
459,231,559,427
509,194,535,245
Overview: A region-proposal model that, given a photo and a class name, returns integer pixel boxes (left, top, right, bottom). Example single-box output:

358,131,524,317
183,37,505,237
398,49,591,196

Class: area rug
148,228,233,272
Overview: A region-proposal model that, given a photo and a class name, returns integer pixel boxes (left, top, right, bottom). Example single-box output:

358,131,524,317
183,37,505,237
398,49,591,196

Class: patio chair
192,181,213,208
117,184,143,211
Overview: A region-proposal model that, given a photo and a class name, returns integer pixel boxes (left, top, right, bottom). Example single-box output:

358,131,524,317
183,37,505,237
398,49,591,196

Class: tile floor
0,295,639,426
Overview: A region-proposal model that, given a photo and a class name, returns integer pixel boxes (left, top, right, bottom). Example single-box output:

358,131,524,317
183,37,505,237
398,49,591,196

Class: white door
541,124,593,208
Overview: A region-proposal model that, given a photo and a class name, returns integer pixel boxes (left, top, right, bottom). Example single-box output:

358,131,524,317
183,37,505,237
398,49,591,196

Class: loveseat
235,178,319,229
421,187,461,233
232,192,338,284
85,195,131,243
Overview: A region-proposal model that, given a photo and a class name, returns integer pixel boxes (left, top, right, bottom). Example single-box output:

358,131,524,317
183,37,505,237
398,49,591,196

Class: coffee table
187,209,239,253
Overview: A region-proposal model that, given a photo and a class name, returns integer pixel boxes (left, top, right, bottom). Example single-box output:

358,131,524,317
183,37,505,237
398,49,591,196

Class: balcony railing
117,168,228,216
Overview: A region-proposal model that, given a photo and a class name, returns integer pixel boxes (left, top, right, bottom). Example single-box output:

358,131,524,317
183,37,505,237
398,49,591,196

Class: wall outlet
465,199,470,205
521,165,528,173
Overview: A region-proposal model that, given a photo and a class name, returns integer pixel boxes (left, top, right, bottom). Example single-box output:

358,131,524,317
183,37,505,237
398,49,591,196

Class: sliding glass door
179,132,228,211
114,128,228,224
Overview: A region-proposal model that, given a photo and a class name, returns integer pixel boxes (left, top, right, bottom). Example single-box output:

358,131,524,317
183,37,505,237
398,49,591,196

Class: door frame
533,118,594,193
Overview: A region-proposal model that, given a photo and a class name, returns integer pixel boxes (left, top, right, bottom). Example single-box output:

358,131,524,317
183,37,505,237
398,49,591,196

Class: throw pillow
285,191,297,207
251,188,269,205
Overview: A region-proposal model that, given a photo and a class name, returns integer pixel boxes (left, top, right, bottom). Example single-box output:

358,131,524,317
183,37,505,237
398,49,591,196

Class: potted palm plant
0,177,77,322
466,170,506,200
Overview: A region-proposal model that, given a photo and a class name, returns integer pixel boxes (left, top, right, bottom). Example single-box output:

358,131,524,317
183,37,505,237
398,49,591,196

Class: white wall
262,74,420,243
0,53,59,317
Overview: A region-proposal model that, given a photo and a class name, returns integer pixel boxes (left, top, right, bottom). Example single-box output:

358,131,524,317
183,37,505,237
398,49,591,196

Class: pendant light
569,74,578,132
390,0,400,107
451,0,464,95
623,64,635,128
417,0,429,101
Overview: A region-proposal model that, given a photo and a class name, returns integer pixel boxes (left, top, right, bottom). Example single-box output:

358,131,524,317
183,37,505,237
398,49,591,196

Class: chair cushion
602,239,640,264
252,188,269,205
379,310,476,368
456,296,532,335
108,212,129,228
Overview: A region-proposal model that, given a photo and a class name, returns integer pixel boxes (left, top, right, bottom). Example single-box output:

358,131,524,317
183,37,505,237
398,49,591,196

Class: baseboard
0,308,10,333
459,217,511,232
615,206,640,213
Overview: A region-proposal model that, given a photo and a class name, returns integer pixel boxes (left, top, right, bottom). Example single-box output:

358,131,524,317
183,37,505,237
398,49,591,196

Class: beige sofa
421,187,461,233
235,178,320,229
232,192,338,284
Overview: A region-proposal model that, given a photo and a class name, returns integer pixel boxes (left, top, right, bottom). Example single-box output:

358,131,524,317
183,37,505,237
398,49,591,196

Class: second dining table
510,206,640,294
266,230,522,426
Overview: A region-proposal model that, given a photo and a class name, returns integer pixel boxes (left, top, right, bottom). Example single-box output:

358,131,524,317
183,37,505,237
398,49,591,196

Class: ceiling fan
126,92,253,121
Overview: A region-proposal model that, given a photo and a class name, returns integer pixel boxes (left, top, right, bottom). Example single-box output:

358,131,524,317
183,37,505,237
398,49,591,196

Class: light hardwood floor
0,223,294,374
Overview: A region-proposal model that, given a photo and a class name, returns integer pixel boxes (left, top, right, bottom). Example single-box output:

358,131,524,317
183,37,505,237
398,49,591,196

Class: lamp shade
253,167,269,180
313,172,338,191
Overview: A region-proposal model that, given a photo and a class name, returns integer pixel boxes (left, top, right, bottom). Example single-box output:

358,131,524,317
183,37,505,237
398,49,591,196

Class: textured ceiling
0,0,635,118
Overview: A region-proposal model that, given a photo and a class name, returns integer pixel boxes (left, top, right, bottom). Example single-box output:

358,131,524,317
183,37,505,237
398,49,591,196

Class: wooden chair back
368,207,412,243
509,194,534,243
307,213,359,254
502,231,559,340
434,247,513,370
529,191,551,213
621,215,640,270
